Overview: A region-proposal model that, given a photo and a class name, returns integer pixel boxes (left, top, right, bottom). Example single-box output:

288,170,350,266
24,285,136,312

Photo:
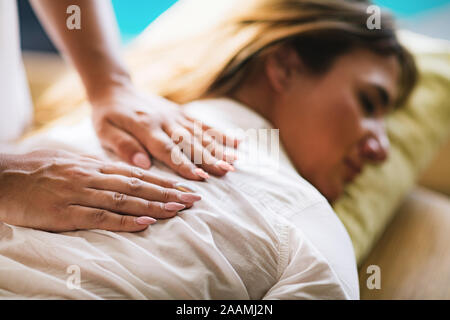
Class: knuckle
98,163,112,174
44,157,66,175
112,192,126,208
160,188,171,202
166,189,178,201
170,149,187,168
92,210,108,225
131,167,145,179
48,156,61,169
148,201,164,214
120,215,129,228
68,167,91,179
127,177,143,192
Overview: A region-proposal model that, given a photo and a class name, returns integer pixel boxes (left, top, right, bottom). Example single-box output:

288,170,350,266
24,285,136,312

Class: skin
231,45,400,202
0,150,202,232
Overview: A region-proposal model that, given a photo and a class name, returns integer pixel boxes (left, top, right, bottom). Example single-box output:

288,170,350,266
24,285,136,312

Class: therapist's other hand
0,150,201,233
90,84,239,181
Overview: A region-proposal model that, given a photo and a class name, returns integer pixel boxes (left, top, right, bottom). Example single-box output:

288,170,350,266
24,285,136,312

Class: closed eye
359,92,376,116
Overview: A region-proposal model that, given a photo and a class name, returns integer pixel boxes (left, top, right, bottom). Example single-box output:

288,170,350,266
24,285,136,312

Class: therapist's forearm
29,0,132,102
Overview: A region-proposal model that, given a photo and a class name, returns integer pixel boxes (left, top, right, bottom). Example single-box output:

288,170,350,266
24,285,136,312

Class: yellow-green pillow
333,31,450,266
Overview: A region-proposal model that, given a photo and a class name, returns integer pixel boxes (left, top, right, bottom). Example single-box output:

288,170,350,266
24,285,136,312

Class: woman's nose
360,128,390,163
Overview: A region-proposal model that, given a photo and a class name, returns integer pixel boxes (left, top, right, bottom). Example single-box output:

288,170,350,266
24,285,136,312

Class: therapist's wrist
85,70,134,106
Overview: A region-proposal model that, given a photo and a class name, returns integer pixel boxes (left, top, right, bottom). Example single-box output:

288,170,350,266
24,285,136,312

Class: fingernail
164,202,186,211
194,168,210,179
216,160,235,172
132,153,151,169
136,216,157,225
175,182,198,193
179,193,202,203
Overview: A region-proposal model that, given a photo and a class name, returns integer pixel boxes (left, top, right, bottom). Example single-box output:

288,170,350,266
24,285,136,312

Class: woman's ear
264,44,303,93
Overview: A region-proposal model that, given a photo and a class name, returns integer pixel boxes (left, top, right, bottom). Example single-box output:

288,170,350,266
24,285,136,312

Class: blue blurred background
112,0,450,43
19,0,450,52
111,0,178,43
376,0,449,16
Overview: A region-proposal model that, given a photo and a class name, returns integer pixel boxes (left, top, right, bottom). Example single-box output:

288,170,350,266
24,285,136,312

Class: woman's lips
344,158,362,181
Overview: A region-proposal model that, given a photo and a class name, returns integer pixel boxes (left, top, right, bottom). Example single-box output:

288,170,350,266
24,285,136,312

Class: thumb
101,122,151,169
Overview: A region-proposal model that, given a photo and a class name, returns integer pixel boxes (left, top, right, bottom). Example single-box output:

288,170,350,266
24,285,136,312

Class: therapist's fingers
77,188,185,219
183,115,240,148
165,125,230,176
139,128,209,181
94,150,201,194
68,205,156,232
97,162,180,190
203,138,238,164
178,119,238,164
98,121,151,169
87,173,201,204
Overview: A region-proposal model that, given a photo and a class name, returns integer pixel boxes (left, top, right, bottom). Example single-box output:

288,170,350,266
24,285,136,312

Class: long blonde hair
134,0,416,106
34,0,416,129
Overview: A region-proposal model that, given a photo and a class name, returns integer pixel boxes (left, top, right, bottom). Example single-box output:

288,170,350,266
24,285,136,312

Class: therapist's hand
0,150,201,232
29,0,238,179
90,84,238,181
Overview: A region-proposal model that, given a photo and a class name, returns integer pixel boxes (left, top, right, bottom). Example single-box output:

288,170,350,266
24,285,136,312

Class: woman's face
271,48,400,202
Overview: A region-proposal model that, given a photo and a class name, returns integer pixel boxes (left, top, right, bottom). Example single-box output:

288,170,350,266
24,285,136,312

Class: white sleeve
289,201,360,299
262,226,352,300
